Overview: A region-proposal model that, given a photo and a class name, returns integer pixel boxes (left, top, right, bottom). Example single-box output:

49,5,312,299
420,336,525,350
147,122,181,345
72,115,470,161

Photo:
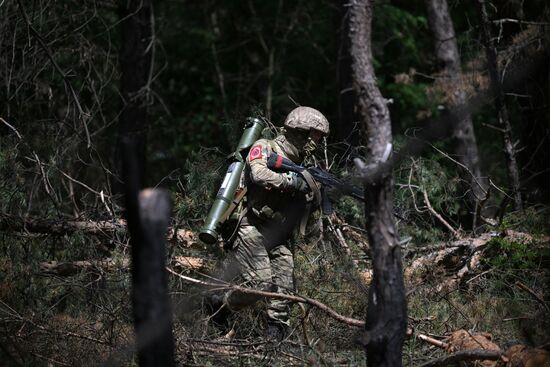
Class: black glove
287,172,310,193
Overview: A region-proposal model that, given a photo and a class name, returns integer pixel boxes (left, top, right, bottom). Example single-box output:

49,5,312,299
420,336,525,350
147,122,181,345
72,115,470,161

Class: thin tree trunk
425,0,491,219
517,66,550,203
114,0,153,195
477,0,523,211
348,1,407,366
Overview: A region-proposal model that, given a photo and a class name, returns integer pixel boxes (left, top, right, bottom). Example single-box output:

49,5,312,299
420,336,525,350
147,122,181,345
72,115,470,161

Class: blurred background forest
0,0,549,365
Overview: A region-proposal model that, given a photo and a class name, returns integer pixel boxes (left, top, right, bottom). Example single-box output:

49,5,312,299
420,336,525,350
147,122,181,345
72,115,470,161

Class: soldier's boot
204,293,231,330
265,321,288,343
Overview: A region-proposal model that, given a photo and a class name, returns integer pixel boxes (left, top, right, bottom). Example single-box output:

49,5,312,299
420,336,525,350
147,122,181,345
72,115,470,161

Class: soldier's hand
286,172,310,193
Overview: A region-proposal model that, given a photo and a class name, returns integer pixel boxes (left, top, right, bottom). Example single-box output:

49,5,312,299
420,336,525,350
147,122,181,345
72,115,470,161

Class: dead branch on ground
166,268,365,328
418,349,503,367
417,333,448,349
40,256,205,276
0,214,198,248
405,229,547,292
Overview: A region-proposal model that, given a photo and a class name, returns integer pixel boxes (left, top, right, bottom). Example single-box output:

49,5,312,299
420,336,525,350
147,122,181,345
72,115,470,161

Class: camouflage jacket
244,134,307,245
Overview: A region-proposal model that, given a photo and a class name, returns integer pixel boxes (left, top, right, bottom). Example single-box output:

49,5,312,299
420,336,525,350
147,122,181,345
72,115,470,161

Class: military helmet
283,106,329,135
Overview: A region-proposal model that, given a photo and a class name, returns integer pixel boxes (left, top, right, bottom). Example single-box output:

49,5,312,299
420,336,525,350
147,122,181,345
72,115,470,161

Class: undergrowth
1,139,549,365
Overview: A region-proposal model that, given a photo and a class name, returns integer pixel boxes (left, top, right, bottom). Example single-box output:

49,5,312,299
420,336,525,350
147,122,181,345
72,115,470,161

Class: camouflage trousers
223,224,294,326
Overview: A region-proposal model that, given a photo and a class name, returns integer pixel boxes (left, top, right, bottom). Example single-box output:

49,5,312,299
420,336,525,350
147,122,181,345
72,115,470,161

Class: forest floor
0,207,549,366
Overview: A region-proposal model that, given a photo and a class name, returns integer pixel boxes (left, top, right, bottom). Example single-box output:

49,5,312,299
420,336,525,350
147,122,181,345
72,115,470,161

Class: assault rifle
266,153,365,214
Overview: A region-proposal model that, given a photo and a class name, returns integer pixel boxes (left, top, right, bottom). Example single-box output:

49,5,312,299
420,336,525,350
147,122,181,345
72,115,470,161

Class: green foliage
173,149,226,229
372,3,434,129
499,206,550,235
334,196,364,228
394,156,463,244
484,237,542,270
0,146,26,213
373,3,429,65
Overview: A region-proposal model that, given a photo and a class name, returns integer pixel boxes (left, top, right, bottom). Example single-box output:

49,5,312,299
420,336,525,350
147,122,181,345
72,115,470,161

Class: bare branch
0,117,22,139
15,0,91,148
416,333,448,349
166,268,366,328
422,188,462,239
515,281,550,312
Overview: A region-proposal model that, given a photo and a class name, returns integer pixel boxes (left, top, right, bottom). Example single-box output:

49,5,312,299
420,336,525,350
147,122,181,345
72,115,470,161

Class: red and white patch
249,145,263,161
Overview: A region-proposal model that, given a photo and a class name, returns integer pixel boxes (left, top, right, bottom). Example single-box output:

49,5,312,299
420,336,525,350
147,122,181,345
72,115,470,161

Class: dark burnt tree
117,0,175,365
115,0,154,194
348,0,407,366
122,136,175,366
425,0,490,220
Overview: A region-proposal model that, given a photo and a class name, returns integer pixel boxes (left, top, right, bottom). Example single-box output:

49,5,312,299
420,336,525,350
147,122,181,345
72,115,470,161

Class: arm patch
249,145,263,161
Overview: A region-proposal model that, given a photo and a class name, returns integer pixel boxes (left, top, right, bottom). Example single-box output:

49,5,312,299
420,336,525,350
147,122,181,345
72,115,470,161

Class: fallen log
40,256,206,276
0,213,198,248
418,349,503,367
405,230,549,292
405,232,495,292
0,214,126,235
40,258,130,276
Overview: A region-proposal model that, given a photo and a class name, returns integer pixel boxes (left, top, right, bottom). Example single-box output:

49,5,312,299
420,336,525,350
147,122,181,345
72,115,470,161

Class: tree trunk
335,1,359,147
114,0,153,195
122,136,175,366
516,62,550,203
477,0,523,211
117,1,176,353
425,0,491,219
348,1,407,366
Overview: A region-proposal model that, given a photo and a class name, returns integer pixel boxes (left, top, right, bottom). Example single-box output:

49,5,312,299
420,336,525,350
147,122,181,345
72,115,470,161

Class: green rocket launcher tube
199,118,265,244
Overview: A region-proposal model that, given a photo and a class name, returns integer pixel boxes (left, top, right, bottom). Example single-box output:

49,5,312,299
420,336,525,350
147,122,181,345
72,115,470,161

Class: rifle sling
225,206,248,246
299,170,321,236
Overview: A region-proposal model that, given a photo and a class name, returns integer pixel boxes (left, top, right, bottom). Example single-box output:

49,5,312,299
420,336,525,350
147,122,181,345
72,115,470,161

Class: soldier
207,106,330,341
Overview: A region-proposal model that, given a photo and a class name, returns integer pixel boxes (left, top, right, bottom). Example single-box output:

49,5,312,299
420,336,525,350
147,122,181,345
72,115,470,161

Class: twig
515,281,550,312
0,302,111,347
418,349,502,367
327,215,359,268
58,168,105,197
429,144,488,201
29,352,71,367
16,0,91,148
0,117,22,139
465,269,492,284
488,178,514,201
298,303,312,346
416,333,448,349
408,159,425,213
503,316,532,322
422,188,462,239
166,268,366,328
481,122,507,133
491,18,550,26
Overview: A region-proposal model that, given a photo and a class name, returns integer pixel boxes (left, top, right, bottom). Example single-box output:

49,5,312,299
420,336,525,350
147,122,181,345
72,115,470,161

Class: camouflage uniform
220,107,329,329
224,134,308,327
